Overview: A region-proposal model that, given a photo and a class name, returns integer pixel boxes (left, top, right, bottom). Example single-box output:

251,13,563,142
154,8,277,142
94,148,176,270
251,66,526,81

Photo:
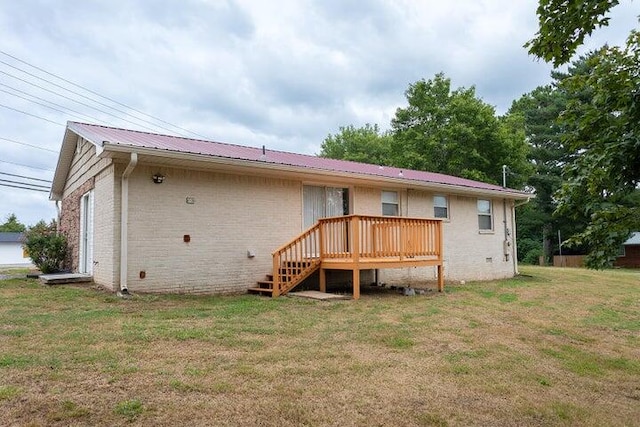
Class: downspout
55,201,61,233
119,152,138,294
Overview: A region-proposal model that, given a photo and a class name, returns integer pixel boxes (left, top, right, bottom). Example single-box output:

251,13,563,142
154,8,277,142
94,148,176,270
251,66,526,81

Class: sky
0,0,637,227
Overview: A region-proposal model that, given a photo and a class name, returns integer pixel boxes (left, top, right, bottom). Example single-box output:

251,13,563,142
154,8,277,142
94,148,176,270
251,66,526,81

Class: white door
79,190,94,274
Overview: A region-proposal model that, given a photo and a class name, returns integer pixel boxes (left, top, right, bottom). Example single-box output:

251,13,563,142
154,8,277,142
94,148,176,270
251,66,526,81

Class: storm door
79,190,94,274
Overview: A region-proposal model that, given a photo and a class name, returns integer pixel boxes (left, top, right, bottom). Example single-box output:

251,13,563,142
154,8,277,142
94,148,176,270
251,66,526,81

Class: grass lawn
1,266,639,426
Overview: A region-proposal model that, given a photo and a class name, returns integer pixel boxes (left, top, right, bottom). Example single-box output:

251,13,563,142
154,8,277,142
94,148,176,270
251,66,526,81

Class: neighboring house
50,122,531,297
0,232,30,265
615,232,640,268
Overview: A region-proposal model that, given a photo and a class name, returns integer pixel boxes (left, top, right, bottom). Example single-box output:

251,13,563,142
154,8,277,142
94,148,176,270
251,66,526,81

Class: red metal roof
67,121,528,196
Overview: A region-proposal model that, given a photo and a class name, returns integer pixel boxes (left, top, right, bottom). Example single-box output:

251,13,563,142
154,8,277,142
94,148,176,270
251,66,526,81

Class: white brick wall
84,158,518,294
353,186,382,215
92,165,116,290
124,165,302,294
378,191,516,285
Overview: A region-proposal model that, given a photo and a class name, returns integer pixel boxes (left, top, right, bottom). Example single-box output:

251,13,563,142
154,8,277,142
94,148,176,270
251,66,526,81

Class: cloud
0,0,638,225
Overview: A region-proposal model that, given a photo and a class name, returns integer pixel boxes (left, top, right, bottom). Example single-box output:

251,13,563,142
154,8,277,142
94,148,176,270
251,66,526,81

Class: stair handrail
271,223,322,297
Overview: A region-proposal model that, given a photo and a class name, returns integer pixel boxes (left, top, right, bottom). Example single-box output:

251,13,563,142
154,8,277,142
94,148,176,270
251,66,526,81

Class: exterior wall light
152,174,165,184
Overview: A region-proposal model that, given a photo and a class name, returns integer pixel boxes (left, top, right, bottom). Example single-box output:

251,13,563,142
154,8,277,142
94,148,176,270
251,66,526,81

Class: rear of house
50,122,530,295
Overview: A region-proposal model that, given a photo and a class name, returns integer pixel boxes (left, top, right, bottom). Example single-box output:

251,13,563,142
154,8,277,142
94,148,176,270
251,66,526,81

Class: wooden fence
553,255,586,268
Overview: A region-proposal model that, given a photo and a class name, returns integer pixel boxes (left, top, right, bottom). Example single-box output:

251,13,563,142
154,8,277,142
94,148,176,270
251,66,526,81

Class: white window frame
433,195,449,219
617,245,626,257
382,191,399,216
477,199,493,232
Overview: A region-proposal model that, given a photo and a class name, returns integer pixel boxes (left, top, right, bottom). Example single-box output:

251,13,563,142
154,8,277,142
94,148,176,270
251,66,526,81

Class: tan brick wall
62,147,519,293
378,192,517,286
124,165,302,294
353,186,382,215
92,165,117,290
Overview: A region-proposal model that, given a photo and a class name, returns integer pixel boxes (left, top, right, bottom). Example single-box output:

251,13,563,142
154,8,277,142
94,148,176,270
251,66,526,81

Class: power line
0,70,161,133
0,82,106,124
0,159,54,172
0,136,58,153
0,87,96,123
0,49,211,140
0,171,52,183
0,182,49,193
0,178,50,190
0,102,64,127
0,58,197,138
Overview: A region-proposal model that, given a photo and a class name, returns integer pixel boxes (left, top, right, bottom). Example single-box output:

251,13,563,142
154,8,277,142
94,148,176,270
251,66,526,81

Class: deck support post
352,268,360,299
272,254,280,298
437,264,444,292
319,268,326,293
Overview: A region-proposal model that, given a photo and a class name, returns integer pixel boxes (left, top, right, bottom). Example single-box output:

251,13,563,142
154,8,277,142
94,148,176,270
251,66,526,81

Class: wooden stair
248,274,275,296
248,260,320,297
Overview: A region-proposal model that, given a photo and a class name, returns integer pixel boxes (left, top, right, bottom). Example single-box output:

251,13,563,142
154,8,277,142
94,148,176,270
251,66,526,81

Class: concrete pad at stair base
288,290,351,300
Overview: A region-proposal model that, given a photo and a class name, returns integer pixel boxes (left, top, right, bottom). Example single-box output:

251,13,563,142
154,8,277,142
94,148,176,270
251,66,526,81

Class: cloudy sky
0,0,637,226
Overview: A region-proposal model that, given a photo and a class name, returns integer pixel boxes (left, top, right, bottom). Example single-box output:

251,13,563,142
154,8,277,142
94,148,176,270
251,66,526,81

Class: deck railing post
352,215,360,262
399,218,405,261
272,252,280,298
437,220,444,292
319,220,325,258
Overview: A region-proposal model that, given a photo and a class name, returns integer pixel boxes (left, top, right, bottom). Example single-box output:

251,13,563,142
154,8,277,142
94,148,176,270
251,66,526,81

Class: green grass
114,399,144,421
1,266,639,425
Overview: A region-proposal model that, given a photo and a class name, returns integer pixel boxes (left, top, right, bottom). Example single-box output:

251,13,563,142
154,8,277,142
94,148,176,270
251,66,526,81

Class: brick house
615,232,640,268
50,122,531,297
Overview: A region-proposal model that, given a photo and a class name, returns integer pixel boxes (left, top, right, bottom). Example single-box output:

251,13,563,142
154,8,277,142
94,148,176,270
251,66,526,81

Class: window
382,191,399,216
303,186,349,229
477,199,492,231
433,195,448,219
617,245,626,257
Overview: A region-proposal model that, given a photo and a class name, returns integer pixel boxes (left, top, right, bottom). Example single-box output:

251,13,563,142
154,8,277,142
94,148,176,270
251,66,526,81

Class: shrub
23,220,67,274
518,237,543,264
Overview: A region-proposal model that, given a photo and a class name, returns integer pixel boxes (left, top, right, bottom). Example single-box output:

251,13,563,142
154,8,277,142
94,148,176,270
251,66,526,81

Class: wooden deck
249,215,444,299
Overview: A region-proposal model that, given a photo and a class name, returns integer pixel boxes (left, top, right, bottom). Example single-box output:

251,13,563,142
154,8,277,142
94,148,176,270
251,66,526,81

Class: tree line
320,1,639,268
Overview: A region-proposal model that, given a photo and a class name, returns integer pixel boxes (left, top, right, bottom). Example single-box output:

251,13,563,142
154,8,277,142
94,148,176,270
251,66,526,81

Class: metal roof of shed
0,232,24,243
624,232,640,245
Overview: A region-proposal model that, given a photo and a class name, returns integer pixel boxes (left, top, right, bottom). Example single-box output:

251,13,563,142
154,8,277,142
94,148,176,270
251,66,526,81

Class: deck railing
272,215,443,296
319,215,442,261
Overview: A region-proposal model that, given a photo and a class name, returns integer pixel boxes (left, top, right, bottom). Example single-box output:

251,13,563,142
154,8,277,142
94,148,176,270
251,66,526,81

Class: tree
508,64,595,264
554,33,640,268
526,0,620,67
23,220,67,274
391,73,531,187
527,2,639,268
319,124,393,165
0,213,27,232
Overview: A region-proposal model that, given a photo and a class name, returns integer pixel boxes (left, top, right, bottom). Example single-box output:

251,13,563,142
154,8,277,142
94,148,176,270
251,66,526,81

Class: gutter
100,144,532,201
119,152,138,294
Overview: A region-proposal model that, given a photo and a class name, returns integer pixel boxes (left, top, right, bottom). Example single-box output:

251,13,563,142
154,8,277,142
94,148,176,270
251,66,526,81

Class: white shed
0,232,31,265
